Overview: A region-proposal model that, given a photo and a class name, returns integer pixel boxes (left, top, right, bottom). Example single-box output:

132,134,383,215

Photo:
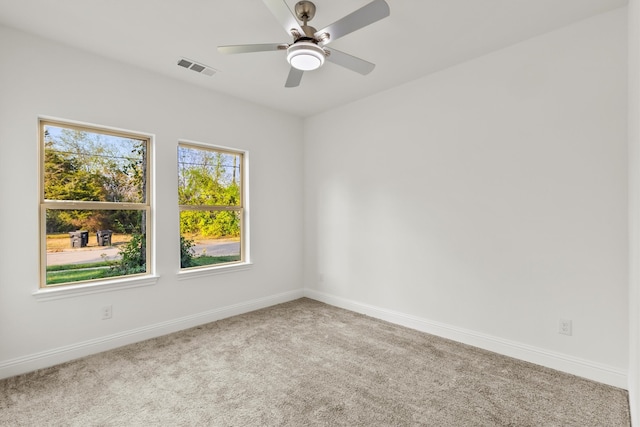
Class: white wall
0,25,304,377
628,0,640,423
304,9,628,387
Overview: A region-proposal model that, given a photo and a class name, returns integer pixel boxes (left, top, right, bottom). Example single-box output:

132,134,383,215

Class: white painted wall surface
628,0,640,423
304,9,628,386
0,25,304,377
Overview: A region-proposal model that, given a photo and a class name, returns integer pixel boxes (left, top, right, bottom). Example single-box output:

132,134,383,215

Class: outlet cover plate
102,305,113,320
559,319,572,336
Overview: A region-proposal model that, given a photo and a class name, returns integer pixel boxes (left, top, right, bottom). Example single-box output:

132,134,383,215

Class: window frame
177,140,250,275
37,118,155,292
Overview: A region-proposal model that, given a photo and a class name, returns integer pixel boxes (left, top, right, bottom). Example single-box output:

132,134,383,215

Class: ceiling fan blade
285,67,304,88
325,48,375,75
263,0,305,38
218,43,287,54
315,0,390,45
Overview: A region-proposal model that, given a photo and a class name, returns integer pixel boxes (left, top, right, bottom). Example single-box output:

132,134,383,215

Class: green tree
178,148,241,239
43,139,107,232
43,127,146,234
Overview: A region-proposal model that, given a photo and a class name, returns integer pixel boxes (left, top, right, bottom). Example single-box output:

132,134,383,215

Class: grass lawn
46,255,242,285
47,261,116,272
46,267,114,285
190,255,241,267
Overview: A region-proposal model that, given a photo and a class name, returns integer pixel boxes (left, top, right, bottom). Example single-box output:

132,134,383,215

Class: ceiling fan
218,0,390,88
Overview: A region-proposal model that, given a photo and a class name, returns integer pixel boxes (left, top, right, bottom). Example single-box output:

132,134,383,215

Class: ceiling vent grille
177,58,217,76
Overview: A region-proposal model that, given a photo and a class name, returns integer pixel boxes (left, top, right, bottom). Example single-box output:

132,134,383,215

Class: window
40,119,151,288
178,142,246,271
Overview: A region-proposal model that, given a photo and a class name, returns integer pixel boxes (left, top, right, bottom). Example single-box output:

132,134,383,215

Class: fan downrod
294,1,316,23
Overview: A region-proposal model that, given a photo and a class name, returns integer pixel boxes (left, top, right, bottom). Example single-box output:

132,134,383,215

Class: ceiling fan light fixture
287,42,325,71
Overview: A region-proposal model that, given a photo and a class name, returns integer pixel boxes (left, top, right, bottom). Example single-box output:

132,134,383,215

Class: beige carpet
0,298,630,426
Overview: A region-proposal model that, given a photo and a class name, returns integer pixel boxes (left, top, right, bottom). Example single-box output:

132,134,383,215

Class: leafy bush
112,233,146,275
180,236,196,268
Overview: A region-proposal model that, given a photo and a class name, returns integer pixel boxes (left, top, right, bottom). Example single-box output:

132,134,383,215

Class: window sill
33,275,159,302
177,262,252,281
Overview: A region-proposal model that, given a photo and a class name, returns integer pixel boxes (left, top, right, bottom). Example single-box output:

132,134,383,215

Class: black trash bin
97,230,113,246
80,231,89,247
69,231,88,248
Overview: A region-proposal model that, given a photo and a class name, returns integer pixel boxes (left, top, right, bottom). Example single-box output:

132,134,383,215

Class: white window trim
33,275,159,301
37,116,156,294
177,140,250,275
177,261,253,281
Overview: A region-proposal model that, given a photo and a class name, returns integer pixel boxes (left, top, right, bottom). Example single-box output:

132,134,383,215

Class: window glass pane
180,210,241,268
178,146,241,207
43,124,146,203
45,209,147,286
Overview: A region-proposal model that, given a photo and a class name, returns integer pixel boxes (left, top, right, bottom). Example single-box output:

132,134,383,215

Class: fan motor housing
295,1,316,22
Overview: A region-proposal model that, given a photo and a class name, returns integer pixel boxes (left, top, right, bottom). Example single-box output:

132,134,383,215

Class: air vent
177,57,217,77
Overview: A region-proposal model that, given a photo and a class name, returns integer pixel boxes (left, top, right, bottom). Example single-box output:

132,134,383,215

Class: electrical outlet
101,305,113,320
559,319,572,336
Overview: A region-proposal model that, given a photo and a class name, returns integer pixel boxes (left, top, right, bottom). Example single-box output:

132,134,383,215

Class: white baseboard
0,289,304,380
2,288,627,389
304,289,628,389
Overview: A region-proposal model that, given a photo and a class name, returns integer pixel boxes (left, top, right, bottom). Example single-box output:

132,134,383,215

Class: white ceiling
0,0,627,117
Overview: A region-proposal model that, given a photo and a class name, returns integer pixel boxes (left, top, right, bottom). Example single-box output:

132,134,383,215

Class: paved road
191,240,240,257
47,240,240,266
